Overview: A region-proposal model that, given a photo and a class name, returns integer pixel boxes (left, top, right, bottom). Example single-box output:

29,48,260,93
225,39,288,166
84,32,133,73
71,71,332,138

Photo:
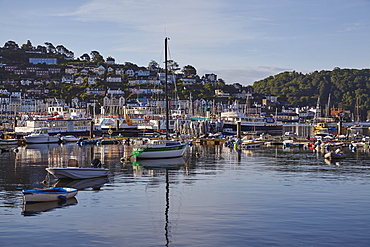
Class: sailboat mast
165,37,169,140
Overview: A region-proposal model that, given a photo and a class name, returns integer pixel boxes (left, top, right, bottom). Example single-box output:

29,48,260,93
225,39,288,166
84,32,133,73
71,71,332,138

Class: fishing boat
15,105,100,138
131,38,187,159
24,128,60,144
220,108,283,136
22,187,78,203
46,158,109,179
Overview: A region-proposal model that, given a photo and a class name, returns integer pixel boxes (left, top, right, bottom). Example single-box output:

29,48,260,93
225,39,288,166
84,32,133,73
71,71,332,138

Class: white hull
60,135,79,142
22,187,77,202
133,144,187,159
25,135,59,144
0,139,18,145
46,167,109,179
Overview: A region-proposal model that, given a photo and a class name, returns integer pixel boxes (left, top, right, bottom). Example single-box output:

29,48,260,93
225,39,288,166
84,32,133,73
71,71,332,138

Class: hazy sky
1,0,370,85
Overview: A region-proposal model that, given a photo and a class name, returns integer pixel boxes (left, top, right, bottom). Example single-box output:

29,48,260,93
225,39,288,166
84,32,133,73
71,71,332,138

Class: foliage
253,68,370,119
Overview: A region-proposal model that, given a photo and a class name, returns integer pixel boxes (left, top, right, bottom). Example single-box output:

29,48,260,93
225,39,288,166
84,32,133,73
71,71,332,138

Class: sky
1,0,370,86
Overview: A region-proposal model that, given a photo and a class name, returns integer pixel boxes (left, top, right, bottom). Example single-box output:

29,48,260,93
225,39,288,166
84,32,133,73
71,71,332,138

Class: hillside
253,68,370,118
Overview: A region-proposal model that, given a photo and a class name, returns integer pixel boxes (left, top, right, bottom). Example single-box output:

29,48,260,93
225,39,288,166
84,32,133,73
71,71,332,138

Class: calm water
1,142,370,246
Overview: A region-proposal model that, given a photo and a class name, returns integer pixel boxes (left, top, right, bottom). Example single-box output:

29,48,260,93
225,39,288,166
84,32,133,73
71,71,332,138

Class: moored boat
24,128,60,144
324,149,346,160
46,167,109,179
131,38,188,160
0,138,19,145
22,187,78,203
60,135,80,142
132,139,187,159
46,158,109,179
221,109,283,136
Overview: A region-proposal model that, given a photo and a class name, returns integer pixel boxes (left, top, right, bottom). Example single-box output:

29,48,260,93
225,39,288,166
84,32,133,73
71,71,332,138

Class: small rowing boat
22,187,78,203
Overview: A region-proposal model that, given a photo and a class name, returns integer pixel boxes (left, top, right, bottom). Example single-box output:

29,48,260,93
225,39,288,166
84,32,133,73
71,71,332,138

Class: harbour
1,142,370,246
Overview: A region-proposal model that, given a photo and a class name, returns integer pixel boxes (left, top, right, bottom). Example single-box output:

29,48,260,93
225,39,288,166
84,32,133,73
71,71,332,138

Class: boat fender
58,195,67,200
120,157,125,163
91,158,102,168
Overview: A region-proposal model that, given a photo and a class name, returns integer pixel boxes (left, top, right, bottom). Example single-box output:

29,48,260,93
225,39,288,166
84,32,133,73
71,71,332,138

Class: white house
158,73,176,84
115,68,125,75
20,79,33,86
180,78,196,85
107,67,114,73
65,68,78,74
62,76,74,84
126,69,135,77
94,65,106,75
136,70,150,77
80,68,89,76
107,88,125,95
74,76,84,85
128,79,161,85
106,75,122,83
88,76,99,85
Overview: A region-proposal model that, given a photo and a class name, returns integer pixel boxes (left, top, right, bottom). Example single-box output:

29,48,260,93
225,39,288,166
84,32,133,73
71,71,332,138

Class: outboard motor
91,158,102,168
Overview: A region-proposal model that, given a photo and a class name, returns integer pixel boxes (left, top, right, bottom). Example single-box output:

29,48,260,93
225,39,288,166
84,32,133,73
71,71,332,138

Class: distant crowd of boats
1,104,369,146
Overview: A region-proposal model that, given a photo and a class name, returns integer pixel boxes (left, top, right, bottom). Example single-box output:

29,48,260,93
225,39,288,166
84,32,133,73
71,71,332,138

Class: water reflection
133,157,186,247
52,177,109,190
22,197,78,217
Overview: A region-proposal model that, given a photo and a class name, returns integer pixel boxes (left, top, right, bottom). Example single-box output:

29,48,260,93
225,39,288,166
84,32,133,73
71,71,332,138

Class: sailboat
132,38,187,159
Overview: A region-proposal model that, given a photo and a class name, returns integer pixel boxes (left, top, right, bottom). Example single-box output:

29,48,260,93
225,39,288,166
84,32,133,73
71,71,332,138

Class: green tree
182,65,197,76
3,40,19,50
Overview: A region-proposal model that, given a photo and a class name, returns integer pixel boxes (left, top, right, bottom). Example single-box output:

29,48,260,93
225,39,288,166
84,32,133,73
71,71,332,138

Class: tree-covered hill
253,68,370,118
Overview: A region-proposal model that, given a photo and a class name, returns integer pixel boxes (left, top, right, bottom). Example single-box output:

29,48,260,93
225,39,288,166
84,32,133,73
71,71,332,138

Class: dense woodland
253,68,370,119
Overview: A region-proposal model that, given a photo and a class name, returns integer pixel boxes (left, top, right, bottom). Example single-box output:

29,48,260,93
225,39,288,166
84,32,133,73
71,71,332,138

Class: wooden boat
22,187,77,203
24,128,59,144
